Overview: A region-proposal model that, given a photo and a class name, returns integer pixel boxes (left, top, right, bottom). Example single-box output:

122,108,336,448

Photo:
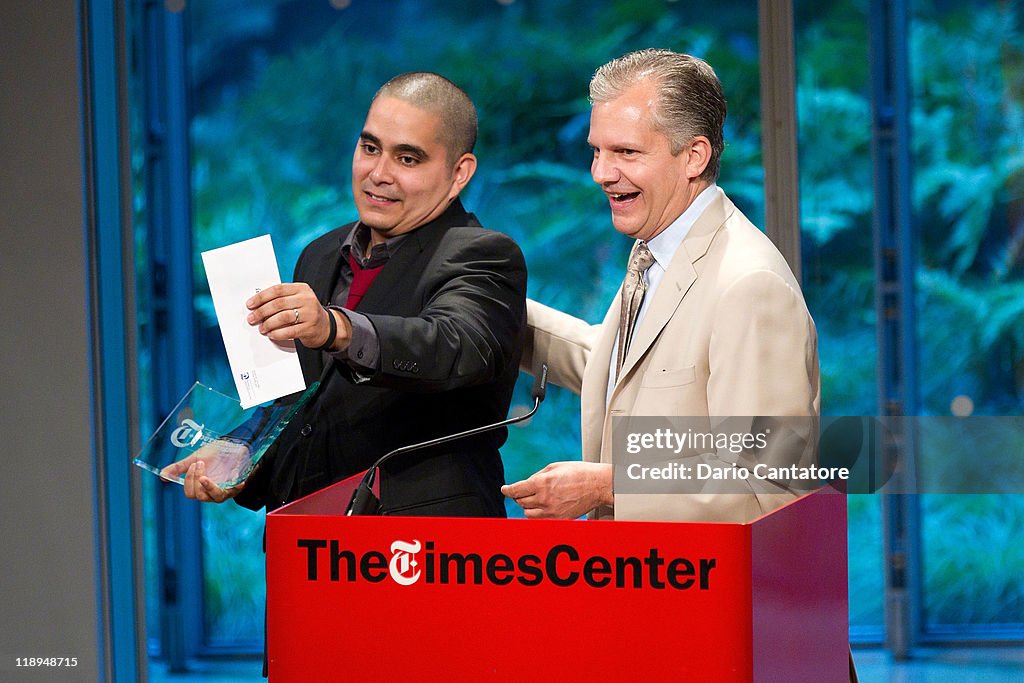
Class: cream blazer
523,187,820,522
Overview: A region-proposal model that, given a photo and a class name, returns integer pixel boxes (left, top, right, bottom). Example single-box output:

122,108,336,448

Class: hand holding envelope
201,235,307,408
245,282,349,351
135,237,325,496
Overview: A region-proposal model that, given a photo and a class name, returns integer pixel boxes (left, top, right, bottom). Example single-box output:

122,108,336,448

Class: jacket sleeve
520,298,600,396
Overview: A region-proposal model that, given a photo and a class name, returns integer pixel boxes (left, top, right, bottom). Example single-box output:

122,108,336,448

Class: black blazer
235,200,527,516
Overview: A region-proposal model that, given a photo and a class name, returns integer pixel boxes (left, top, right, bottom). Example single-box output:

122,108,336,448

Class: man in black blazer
172,72,526,516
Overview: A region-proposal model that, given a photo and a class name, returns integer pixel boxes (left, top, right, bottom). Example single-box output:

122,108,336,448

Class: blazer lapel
355,199,472,315
293,226,352,381
355,235,422,315
614,188,729,382
309,230,350,304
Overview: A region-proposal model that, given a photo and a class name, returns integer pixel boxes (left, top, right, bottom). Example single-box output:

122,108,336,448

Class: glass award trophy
134,381,320,488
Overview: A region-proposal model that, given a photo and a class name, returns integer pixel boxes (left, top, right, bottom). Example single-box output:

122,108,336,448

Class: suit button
300,424,312,437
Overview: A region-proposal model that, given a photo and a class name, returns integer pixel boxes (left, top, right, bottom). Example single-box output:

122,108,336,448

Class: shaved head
374,72,477,168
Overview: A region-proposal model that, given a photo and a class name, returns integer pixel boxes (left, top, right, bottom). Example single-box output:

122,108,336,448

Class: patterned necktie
616,241,656,378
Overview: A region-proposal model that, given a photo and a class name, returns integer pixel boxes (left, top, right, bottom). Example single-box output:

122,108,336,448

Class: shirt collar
338,197,468,265
340,223,409,268
644,183,718,269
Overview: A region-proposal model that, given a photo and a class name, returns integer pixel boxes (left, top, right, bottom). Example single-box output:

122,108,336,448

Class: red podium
266,479,848,682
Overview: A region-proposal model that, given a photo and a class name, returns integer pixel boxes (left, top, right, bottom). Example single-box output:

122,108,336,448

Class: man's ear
448,153,477,199
682,136,712,180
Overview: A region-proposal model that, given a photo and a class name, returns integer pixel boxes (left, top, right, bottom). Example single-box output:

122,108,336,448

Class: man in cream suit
502,49,820,523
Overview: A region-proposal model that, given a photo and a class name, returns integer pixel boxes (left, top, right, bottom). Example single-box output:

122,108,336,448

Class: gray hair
590,49,726,182
374,72,477,168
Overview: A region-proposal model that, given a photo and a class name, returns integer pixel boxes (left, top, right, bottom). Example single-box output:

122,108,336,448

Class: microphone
346,364,549,516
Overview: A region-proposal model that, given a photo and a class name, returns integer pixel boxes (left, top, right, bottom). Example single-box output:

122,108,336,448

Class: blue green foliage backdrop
134,0,1023,648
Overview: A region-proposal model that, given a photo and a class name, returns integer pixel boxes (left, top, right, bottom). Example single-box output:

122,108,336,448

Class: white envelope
201,235,306,408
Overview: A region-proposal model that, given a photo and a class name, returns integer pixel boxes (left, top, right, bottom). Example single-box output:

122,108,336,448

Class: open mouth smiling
608,191,640,205
365,191,398,204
